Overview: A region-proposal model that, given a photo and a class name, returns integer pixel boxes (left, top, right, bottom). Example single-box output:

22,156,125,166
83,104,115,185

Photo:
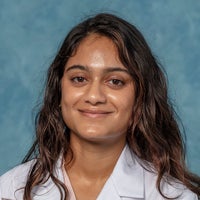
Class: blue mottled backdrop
0,0,199,175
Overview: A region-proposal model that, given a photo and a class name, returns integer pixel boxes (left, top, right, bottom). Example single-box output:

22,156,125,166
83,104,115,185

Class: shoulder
0,160,35,185
122,146,198,199
143,168,198,199
0,158,65,199
0,160,35,199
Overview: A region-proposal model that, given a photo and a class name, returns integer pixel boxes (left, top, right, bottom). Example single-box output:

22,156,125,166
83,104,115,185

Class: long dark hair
22,13,200,199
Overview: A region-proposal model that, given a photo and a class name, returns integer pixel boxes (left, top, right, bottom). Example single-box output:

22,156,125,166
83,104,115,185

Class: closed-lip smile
78,109,113,118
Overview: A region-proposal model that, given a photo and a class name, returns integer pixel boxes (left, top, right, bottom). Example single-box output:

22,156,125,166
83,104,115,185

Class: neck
65,135,126,180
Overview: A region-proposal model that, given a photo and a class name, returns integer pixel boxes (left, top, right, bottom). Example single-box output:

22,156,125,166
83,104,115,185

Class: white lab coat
0,145,198,199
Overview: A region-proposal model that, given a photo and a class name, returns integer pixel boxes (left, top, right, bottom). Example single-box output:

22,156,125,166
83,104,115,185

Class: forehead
66,34,123,69
77,33,116,50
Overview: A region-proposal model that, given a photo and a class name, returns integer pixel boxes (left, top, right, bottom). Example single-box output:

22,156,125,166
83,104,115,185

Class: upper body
2,13,200,199
0,145,197,200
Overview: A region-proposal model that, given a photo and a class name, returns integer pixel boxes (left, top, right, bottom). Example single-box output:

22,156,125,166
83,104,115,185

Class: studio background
0,0,199,175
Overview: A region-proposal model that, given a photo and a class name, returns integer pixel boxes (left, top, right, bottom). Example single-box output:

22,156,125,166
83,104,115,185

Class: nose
84,81,106,105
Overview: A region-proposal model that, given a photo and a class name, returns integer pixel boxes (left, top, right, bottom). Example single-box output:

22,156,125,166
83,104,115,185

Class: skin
61,34,135,200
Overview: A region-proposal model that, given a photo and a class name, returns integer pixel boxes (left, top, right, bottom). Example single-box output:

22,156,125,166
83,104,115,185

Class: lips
78,109,113,118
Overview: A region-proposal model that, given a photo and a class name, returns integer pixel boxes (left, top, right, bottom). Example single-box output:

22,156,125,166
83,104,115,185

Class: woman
0,13,199,200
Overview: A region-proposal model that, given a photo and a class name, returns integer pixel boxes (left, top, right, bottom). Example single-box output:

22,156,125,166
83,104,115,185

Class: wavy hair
22,13,200,199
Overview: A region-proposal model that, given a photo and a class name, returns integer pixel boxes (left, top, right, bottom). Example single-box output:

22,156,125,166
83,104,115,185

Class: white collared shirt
0,145,198,199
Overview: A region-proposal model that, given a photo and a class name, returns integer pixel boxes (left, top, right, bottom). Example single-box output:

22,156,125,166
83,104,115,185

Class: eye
107,78,125,89
71,76,87,83
109,79,124,85
70,76,88,86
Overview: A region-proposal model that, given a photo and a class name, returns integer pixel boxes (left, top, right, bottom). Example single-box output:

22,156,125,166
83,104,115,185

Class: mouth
78,109,113,118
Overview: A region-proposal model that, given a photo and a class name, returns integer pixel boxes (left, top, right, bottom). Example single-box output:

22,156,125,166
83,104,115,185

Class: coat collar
97,145,144,199
53,145,145,199
12,145,145,199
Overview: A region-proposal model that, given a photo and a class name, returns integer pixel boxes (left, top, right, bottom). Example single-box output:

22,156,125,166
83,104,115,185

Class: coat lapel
97,145,144,199
12,147,145,199
32,156,65,199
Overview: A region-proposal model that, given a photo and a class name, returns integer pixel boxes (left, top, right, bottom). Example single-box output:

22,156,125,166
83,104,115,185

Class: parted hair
22,13,200,199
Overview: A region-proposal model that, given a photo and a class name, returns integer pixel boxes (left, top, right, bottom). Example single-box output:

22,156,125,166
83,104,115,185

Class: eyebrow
66,65,88,72
65,65,130,74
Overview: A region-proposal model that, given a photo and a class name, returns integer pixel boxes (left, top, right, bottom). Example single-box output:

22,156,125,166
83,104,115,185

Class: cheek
60,86,82,126
122,87,135,114
61,82,83,106
108,90,135,111
120,98,134,117
61,91,79,106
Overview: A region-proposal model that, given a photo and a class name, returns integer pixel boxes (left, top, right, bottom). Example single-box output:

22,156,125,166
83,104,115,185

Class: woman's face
61,34,135,145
